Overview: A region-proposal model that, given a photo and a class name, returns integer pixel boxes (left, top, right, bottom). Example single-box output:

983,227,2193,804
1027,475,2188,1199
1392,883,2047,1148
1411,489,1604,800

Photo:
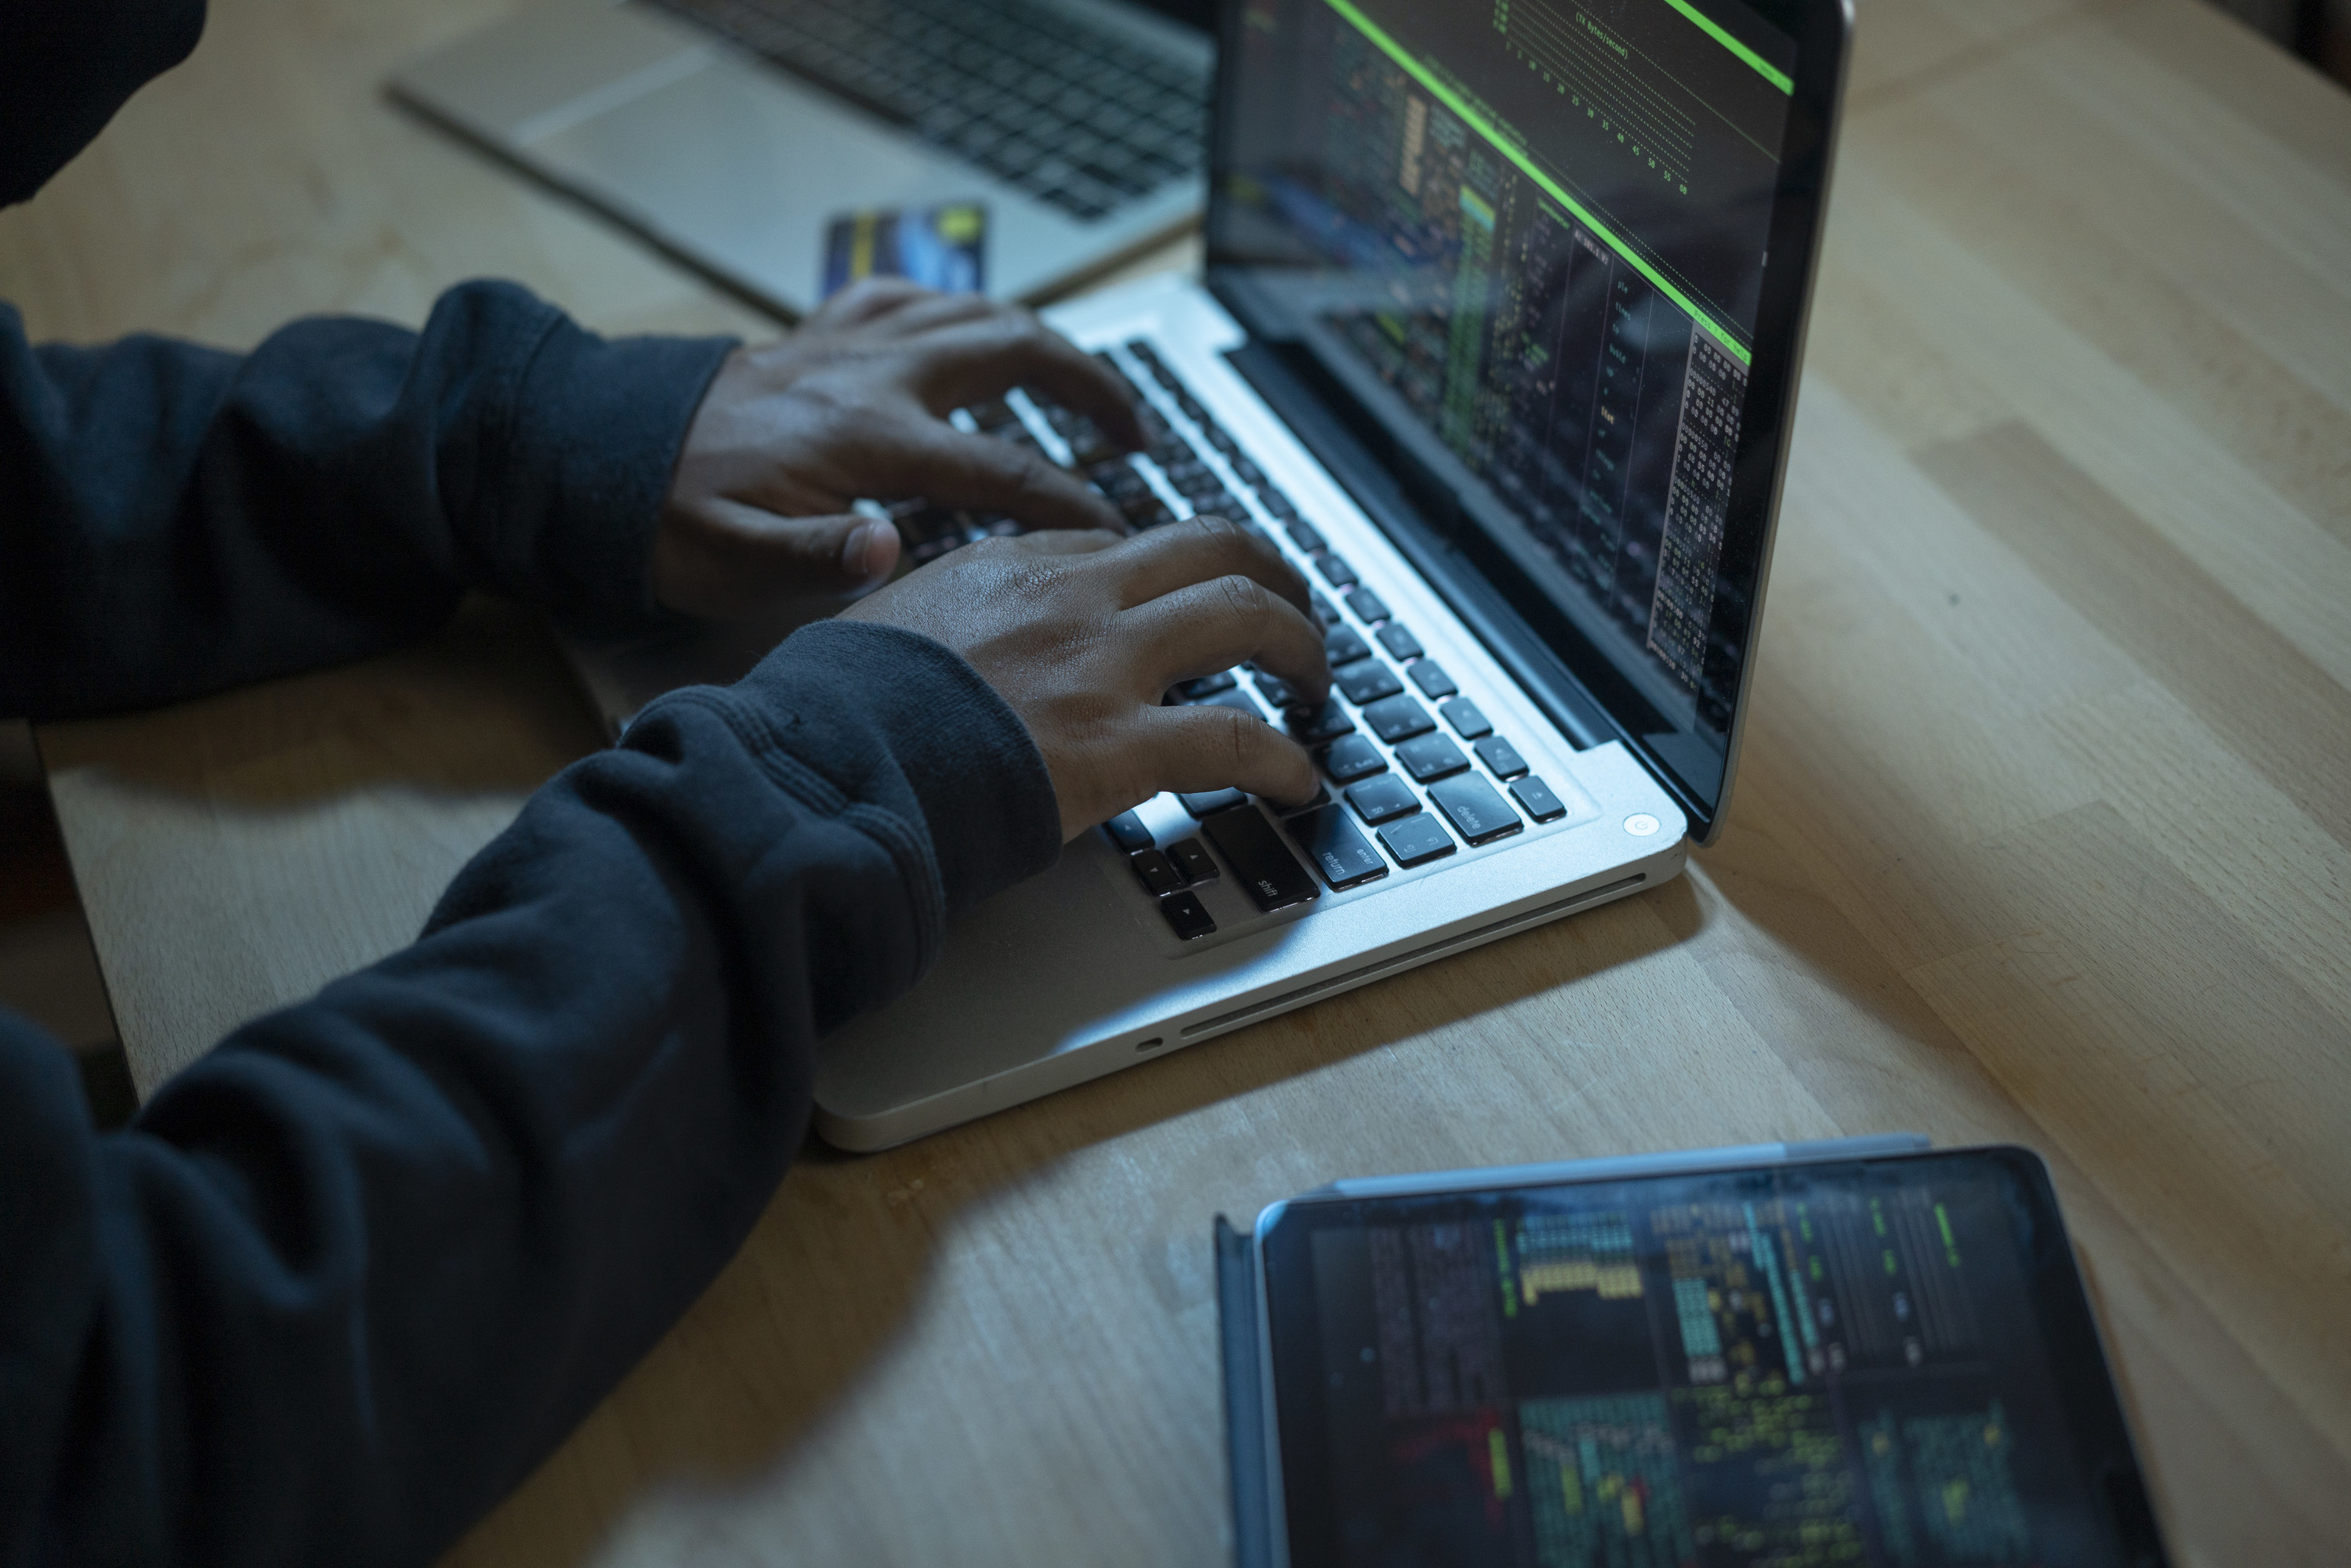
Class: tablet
1215,1139,2169,1567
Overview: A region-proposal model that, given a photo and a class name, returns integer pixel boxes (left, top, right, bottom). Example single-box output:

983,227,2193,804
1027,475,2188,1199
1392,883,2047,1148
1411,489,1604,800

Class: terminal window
1296,1171,2076,1566
1218,0,1794,741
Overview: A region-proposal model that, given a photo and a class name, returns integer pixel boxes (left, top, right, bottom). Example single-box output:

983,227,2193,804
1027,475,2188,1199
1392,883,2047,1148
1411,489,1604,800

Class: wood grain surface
5,0,2348,1563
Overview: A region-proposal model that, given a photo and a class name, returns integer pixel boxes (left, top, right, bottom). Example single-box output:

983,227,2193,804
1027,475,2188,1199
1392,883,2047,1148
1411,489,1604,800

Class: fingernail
842,519,890,578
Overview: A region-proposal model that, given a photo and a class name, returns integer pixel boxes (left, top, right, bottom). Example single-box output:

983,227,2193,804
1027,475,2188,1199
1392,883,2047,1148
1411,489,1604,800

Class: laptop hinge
1216,332,1717,842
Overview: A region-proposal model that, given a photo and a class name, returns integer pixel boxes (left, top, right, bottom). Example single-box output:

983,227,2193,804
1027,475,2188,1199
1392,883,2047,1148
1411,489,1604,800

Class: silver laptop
390,0,1216,314
573,0,1849,1149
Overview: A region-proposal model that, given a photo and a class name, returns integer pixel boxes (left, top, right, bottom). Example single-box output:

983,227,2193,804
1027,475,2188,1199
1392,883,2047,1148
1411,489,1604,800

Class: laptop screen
1205,0,1814,824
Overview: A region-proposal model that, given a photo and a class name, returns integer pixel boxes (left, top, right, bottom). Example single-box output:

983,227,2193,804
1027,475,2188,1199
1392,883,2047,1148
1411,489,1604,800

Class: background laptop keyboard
889,342,1582,946
643,0,1208,221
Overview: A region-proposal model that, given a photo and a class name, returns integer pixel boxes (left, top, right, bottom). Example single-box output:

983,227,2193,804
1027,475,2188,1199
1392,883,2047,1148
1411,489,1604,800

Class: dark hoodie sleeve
0,285,736,721
0,617,1063,1568
3,1,731,717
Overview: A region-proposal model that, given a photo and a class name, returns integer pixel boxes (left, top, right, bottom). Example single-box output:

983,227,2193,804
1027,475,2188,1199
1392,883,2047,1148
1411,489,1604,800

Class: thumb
653,498,903,618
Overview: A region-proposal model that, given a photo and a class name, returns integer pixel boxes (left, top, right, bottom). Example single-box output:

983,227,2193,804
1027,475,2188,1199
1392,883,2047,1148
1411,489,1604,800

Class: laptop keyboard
903,339,1585,944
643,0,1208,221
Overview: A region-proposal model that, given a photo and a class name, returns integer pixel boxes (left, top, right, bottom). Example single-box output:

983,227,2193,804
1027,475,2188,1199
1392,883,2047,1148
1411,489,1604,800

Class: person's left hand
650,280,1146,619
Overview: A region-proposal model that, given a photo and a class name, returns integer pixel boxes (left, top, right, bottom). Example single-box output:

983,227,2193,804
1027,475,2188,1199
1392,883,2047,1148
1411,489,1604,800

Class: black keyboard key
1090,462,1150,503
1336,661,1404,705
1315,553,1358,588
1318,734,1387,784
1310,592,1340,628
1129,849,1183,896
1167,836,1219,883
1180,788,1248,817
1344,774,1420,825
1162,456,1212,489
1159,889,1217,940
1377,813,1456,867
1376,622,1423,661
1429,775,1523,846
1509,775,1569,822
967,397,1021,432
1060,418,1120,467
1194,686,1266,722
1201,806,1320,911
1290,698,1353,744
1102,811,1153,853
1344,586,1390,623
1179,670,1236,698
1362,694,1434,743
1395,733,1470,783
1252,670,1303,710
1440,697,1492,738
1283,516,1324,552
1324,626,1369,666
1273,783,1330,815
1262,488,1300,522
1474,735,1529,779
1287,805,1389,891
1123,495,1176,529
1408,661,1458,699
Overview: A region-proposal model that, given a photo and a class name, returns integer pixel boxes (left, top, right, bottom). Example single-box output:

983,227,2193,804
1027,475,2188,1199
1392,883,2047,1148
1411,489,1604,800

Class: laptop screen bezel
1200,0,1853,846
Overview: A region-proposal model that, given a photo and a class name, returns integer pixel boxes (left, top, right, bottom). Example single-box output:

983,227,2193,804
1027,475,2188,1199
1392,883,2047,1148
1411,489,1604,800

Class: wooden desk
6,0,2348,1560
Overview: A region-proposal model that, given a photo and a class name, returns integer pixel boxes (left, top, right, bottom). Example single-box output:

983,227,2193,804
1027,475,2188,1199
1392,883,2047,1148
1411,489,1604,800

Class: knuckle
1209,571,1273,621
1192,511,1266,560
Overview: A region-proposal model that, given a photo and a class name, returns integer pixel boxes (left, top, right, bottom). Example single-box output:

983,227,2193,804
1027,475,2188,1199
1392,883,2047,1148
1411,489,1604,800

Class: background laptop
391,0,1218,316
566,0,1849,1150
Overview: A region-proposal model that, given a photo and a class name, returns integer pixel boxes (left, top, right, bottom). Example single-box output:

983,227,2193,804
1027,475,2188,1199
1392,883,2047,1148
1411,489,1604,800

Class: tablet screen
1259,1149,2158,1566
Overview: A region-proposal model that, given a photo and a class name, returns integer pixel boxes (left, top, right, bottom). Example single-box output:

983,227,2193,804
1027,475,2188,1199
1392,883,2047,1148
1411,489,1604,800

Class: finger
859,291,1002,340
656,500,901,618
1093,513,1317,622
899,311,1145,452
808,276,935,328
1116,570,1331,704
883,417,1132,536
1132,703,1321,806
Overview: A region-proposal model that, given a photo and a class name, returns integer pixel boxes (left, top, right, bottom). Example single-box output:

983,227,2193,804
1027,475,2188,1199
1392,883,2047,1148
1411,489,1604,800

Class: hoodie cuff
717,619,1063,919
500,315,736,637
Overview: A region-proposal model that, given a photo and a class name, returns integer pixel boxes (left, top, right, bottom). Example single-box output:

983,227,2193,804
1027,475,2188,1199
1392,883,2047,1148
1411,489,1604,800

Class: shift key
1201,805,1320,911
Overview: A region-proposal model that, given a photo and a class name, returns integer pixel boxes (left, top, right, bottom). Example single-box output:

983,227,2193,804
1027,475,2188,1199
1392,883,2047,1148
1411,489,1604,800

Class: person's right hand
842,516,1333,841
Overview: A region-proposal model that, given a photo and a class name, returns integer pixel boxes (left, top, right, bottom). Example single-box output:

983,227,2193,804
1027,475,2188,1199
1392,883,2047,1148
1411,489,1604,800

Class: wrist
726,621,1062,914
